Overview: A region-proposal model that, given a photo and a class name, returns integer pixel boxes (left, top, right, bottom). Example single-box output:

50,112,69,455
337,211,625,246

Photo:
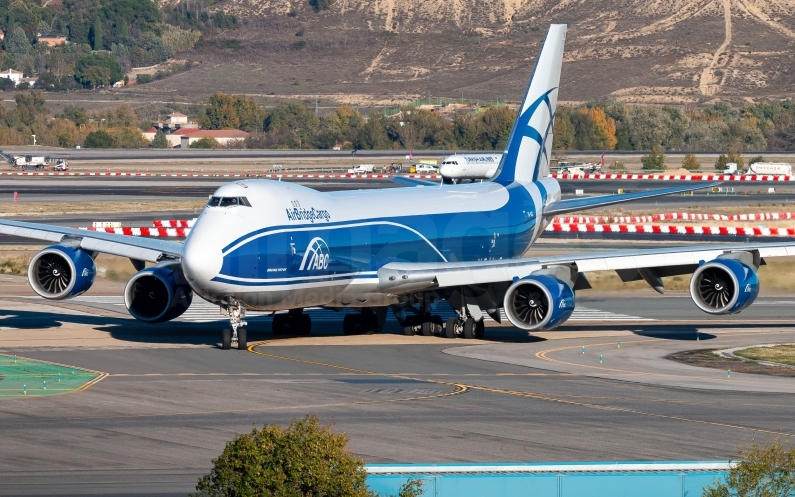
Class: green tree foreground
194,415,424,497
704,438,795,497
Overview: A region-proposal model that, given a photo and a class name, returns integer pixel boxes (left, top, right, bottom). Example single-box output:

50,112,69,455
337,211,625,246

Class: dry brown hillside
136,0,795,107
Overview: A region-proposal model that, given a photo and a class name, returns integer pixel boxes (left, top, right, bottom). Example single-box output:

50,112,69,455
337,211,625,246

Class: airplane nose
439,164,452,178
181,224,223,286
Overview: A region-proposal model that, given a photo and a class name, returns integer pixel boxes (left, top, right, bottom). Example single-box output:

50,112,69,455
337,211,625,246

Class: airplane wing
375,241,795,294
391,176,442,188
0,219,183,262
544,182,721,216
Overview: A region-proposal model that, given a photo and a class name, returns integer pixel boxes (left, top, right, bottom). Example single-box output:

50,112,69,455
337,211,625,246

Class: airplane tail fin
492,24,567,184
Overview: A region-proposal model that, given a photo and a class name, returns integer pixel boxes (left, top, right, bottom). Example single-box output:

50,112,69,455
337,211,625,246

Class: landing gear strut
272,309,311,336
221,300,247,350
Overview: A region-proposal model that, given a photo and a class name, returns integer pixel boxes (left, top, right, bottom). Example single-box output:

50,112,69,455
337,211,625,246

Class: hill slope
140,0,795,106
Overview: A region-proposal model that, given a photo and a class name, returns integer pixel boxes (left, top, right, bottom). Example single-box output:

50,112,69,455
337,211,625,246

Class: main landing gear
444,317,484,339
272,309,312,336
221,300,248,351
342,309,386,335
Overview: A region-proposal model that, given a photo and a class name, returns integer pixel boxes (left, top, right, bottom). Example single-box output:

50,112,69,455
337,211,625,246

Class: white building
0,69,24,86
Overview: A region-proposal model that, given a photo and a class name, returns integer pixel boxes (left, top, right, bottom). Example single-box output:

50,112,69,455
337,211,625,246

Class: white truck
347,164,375,174
12,155,49,170
749,162,792,176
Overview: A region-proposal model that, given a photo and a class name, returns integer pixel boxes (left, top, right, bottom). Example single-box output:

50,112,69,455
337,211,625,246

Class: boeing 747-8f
1,25,783,350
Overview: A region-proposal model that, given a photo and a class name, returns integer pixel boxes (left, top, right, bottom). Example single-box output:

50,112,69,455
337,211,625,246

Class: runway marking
534,334,795,388
248,341,793,437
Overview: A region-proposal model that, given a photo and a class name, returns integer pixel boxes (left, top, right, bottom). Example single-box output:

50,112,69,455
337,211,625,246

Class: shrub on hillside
681,153,700,171
641,145,666,170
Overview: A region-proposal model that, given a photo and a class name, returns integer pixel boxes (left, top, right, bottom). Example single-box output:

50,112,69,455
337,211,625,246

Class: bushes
194,416,371,497
74,53,123,88
704,438,795,497
641,145,666,170
83,130,115,148
189,137,217,149
681,153,700,171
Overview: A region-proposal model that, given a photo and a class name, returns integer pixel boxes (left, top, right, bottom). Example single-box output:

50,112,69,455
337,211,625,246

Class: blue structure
365,461,730,497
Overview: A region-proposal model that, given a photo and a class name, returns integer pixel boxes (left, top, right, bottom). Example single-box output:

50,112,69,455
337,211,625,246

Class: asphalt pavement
1,290,794,496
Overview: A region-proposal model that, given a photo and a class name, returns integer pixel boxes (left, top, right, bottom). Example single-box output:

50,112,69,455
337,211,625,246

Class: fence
365,461,730,497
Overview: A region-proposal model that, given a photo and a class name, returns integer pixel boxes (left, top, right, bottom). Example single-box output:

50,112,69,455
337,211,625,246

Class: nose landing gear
221,300,247,350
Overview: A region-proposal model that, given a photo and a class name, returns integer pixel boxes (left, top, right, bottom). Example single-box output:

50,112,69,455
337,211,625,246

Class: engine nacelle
124,263,193,323
690,258,759,315
28,245,96,300
503,274,575,331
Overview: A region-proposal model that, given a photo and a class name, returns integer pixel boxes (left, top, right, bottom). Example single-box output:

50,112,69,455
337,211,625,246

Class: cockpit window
207,196,251,207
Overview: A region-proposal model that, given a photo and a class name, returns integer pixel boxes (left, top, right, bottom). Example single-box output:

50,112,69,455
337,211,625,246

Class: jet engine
503,273,575,331
690,257,759,315
28,244,96,300
124,262,193,323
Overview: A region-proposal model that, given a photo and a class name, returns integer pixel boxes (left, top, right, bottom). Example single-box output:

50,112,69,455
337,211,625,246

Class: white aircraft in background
439,153,502,183
1,24,789,352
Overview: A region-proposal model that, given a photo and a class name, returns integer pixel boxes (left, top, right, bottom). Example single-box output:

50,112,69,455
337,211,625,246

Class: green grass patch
734,345,795,366
0,355,101,398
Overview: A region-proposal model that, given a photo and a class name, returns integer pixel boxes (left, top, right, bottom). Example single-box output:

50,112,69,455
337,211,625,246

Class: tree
704,438,795,497
83,130,115,148
74,53,123,87
309,0,335,12
588,106,618,150
189,137,217,149
193,415,371,497
90,17,103,51
6,26,31,56
749,155,764,166
715,154,729,171
726,145,745,169
81,65,111,88
0,78,15,91
150,130,169,148
641,145,666,170
200,93,266,132
681,153,700,171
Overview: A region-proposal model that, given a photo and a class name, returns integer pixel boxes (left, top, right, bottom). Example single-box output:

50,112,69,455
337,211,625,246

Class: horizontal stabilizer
391,176,441,188
543,182,721,216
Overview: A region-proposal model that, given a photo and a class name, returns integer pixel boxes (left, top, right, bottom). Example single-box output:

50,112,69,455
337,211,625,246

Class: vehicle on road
749,162,792,176
347,164,375,174
54,159,69,171
412,163,439,174
0,24,785,351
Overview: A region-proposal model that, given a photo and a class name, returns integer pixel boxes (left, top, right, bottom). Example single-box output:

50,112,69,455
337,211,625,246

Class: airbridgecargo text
285,207,331,223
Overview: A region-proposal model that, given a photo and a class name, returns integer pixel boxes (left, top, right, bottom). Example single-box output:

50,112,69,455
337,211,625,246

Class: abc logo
299,237,330,271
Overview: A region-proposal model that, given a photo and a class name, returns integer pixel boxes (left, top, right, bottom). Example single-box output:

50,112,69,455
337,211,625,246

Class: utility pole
315,94,318,115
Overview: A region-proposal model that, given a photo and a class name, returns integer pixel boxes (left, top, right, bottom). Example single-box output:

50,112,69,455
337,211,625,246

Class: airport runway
1,284,795,496
2,176,795,203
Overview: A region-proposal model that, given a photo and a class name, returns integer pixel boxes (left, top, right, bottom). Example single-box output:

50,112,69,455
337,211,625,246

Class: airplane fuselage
182,178,560,311
440,154,503,181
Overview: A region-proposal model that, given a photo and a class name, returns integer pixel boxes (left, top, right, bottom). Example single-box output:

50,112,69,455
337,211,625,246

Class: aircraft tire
474,320,485,339
300,315,312,336
444,318,458,339
421,320,433,336
237,328,247,350
272,314,285,335
463,318,476,339
222,328,232,350
343,314,355,335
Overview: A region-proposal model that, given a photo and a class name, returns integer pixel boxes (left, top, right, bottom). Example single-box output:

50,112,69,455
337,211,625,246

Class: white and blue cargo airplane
1,24,790,350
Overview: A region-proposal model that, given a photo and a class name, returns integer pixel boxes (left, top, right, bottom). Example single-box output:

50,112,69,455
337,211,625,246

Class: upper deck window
207,196,252,207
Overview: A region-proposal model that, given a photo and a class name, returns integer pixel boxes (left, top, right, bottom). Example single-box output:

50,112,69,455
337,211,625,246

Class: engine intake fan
124,262,193,323
28,244,96,300
690,257,759,315
503,273,575,331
